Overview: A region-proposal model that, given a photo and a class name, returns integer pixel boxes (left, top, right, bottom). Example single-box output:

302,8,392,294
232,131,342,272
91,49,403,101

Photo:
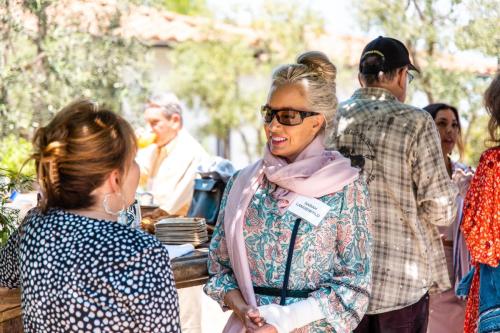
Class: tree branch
238,130,254,164
11,52,47,73
412,0,426,21
463,112,478,146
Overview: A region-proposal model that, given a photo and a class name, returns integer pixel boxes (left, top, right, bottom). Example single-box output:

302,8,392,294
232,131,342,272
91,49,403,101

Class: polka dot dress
0,208,180,333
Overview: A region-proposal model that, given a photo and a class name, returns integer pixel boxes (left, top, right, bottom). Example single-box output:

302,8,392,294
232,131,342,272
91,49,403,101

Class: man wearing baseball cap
327,36,458,332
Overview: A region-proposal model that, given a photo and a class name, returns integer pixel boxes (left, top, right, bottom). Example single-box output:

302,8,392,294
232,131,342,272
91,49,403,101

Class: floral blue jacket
204,174,372,333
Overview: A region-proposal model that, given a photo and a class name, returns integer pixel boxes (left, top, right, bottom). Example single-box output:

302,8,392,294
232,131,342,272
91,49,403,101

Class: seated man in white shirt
137,93,209,216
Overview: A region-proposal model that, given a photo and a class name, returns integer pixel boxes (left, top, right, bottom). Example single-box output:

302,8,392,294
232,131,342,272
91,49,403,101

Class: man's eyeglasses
407,71,415,84
260,105,320,126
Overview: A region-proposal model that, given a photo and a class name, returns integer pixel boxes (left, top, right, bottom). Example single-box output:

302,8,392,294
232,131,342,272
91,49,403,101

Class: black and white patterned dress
0,208,180,333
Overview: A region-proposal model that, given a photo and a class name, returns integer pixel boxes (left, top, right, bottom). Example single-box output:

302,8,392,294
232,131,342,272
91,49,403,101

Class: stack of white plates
155,217,209,246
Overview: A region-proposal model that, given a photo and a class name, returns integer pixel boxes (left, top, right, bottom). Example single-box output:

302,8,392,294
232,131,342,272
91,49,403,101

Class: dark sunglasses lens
277,110,302,125
408,71,414,83
265,112,274,123
261,107,305,125
261,108,274,123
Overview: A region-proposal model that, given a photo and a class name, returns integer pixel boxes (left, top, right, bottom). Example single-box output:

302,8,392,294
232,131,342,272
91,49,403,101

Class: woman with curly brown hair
0,100,180,333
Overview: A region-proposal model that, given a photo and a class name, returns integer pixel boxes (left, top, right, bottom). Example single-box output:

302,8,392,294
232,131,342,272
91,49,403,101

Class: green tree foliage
354,0,497,166
0,135,34,245
0,135,35,176
249,1,325,70
0,168,33,245
465,114,490,165
455,0,500,57
168,0,325,160
149,0,207,15
169,40,260,158
0,0,151,139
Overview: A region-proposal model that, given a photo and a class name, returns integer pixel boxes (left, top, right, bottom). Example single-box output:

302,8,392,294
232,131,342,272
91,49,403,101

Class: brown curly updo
31,99,137,212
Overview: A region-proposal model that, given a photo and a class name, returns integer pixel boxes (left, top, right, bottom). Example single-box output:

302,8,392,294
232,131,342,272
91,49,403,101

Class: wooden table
0,288,22,333
172,246,209,288
0,248,209,332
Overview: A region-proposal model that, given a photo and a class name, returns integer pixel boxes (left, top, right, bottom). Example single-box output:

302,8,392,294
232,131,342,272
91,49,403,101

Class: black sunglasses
407,70,415,84
260,105,320,126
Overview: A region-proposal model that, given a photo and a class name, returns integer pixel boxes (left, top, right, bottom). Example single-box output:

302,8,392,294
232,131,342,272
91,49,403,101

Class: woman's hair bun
297,51,336,84
29,99,137,212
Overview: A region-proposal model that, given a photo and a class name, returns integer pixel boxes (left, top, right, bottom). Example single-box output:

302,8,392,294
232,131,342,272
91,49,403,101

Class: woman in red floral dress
460,73,500,333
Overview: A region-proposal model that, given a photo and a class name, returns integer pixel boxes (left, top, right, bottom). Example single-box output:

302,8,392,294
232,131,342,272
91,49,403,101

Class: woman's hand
224,290,267,331
452,168,474,197
244,308,280,333
240,306,267,332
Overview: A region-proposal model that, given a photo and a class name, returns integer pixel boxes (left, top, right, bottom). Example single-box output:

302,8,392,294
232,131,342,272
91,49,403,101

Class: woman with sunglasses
204,51,372,333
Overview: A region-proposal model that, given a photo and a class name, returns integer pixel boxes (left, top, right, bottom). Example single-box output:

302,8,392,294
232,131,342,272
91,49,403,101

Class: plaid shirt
327,87,458,314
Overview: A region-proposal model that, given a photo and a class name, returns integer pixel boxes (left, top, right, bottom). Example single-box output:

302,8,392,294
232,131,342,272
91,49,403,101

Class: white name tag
288,195,331,226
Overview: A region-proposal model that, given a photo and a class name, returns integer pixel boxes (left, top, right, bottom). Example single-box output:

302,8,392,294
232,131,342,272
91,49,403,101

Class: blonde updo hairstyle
270,51,337,130
32,99,137,212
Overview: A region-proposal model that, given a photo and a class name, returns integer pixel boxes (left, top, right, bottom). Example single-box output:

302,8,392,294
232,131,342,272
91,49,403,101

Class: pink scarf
222,135,359,332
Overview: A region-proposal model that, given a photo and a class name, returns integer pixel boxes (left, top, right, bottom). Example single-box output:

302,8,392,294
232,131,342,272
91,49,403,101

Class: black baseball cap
359,36,420,74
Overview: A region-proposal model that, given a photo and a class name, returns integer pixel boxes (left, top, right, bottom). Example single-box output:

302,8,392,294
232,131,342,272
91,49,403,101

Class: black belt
254,218,309,305
253,286,314,299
